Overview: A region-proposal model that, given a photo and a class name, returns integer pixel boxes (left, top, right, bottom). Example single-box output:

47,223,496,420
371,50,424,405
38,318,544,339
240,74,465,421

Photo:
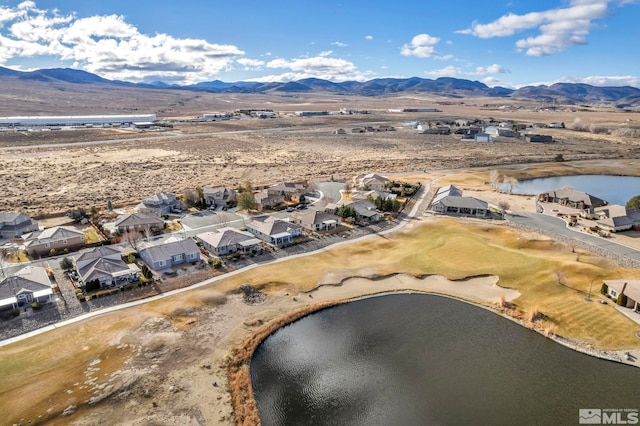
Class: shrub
617,293,628,307
10,308,19,317
31,302,43,310
600,283,608,295
212,258,222,269
202,294,228,306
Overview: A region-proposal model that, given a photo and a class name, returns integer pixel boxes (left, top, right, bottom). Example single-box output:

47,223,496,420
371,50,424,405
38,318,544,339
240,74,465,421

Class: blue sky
0,0,638,87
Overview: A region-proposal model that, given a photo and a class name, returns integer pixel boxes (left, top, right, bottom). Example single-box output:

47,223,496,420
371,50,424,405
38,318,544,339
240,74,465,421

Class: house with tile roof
290,208,341,232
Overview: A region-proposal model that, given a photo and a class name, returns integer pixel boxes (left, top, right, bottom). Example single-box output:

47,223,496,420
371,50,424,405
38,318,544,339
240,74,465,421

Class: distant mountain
512,83,640,106
1,65,639,106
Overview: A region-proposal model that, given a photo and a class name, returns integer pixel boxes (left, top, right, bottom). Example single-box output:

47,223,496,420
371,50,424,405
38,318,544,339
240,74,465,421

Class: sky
0,0,638,88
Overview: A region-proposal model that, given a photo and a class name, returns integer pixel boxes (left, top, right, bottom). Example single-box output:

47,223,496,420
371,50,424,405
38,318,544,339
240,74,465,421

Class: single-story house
352,190,397,203
23,226,86,256
595,205,640,232
347,200,383,223
136,192,181,216
0,266,53,310
334,128,346,135
290,208,340,232
139,239,200,271
0,211,39,238
114,212,164,235
355,173,390,191
74,246,140,289
255,190,285,211
203,186,237,208
432,185,463,205
538,188,607,212
497,128,518,137
194,227,262,256
604,280,640,312
431,195,489,217
246,216,302,247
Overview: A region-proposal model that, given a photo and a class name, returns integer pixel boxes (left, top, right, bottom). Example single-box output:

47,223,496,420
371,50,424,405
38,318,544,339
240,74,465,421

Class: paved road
506,212,640,262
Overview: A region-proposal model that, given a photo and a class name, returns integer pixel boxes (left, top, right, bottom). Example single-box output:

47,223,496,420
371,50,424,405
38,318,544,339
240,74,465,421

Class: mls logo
579,409,602,424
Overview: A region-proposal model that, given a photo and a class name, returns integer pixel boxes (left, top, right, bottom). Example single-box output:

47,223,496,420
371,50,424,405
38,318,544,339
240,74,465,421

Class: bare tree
214,212,236,227
497,201,510,215
123,229,142,251
503,176,519,194
489,170,500,189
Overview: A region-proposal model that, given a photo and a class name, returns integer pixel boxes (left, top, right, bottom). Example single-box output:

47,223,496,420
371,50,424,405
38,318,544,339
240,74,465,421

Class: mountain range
1,66,639,107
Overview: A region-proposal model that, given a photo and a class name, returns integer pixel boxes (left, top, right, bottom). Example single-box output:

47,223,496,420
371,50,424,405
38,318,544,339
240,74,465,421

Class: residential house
137,192,181,216
604,280,640,312
290,208,340,232
139,239,200,271
246,216,302,247
484,126,500,136
0,212,39,239
431,196,489,217
347,200,383,223
333,128,346,135
255,190,285,211
267,182,307,203
497,128,518,137
194,227,262,256
74,246,140,289
0,266,53,310
352,190,397,203
351,127,365,133
538,189,607,212
114,212,164,235
23,226,86,256
594,205,640,232
203,186,237,209
355,173,390,191
432,185,463,205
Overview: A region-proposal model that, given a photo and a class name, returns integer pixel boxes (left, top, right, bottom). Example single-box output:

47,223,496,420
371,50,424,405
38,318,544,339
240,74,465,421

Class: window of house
611,290,617,297
63,239,68,244
158,260,165,266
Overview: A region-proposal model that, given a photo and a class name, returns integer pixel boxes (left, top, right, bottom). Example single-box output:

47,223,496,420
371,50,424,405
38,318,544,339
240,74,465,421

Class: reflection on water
251,294,640,425
499,175,640,205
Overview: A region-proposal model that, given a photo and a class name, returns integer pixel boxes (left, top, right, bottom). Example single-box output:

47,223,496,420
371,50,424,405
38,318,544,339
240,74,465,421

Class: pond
499,175,640,205
251,294,640,426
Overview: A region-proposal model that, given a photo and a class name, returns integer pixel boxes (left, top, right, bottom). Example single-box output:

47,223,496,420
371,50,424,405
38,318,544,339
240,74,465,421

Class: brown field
1,89,640,216
2,88,640,425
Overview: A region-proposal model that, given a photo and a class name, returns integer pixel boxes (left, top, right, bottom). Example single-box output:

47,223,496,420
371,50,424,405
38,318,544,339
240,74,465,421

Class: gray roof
142,192,179,206
114,212,164,228
247,217,302,236
433,195,488,209
291,208,340,226
74,247,135,283
195,227,260,248
74,245,121,264
541,188,606,207
0,212,27,224
139,239,199,264
347,200,380,218
0,266,51,303
24,226,85,245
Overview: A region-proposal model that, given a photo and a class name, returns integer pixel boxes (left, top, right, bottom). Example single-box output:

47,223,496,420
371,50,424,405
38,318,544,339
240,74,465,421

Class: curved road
506,212,640,262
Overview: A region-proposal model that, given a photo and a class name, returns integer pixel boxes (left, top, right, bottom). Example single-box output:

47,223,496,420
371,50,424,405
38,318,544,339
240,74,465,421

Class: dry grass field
2,87,640,424
1,218,639,425
1,98,640,217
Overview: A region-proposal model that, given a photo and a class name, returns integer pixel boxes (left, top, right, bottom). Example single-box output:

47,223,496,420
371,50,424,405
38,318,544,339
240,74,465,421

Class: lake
499,175,640,205
251,294,640,425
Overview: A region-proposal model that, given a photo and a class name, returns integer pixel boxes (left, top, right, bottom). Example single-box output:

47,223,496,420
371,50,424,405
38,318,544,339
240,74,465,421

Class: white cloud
236,58,264,70
457,0,618,55
557,74,640,87
365,35,373,40
318,50,333,57
425,63,509,78
0,2,245,84
331,41,347,47
260,55,371,82
401,33,441,58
